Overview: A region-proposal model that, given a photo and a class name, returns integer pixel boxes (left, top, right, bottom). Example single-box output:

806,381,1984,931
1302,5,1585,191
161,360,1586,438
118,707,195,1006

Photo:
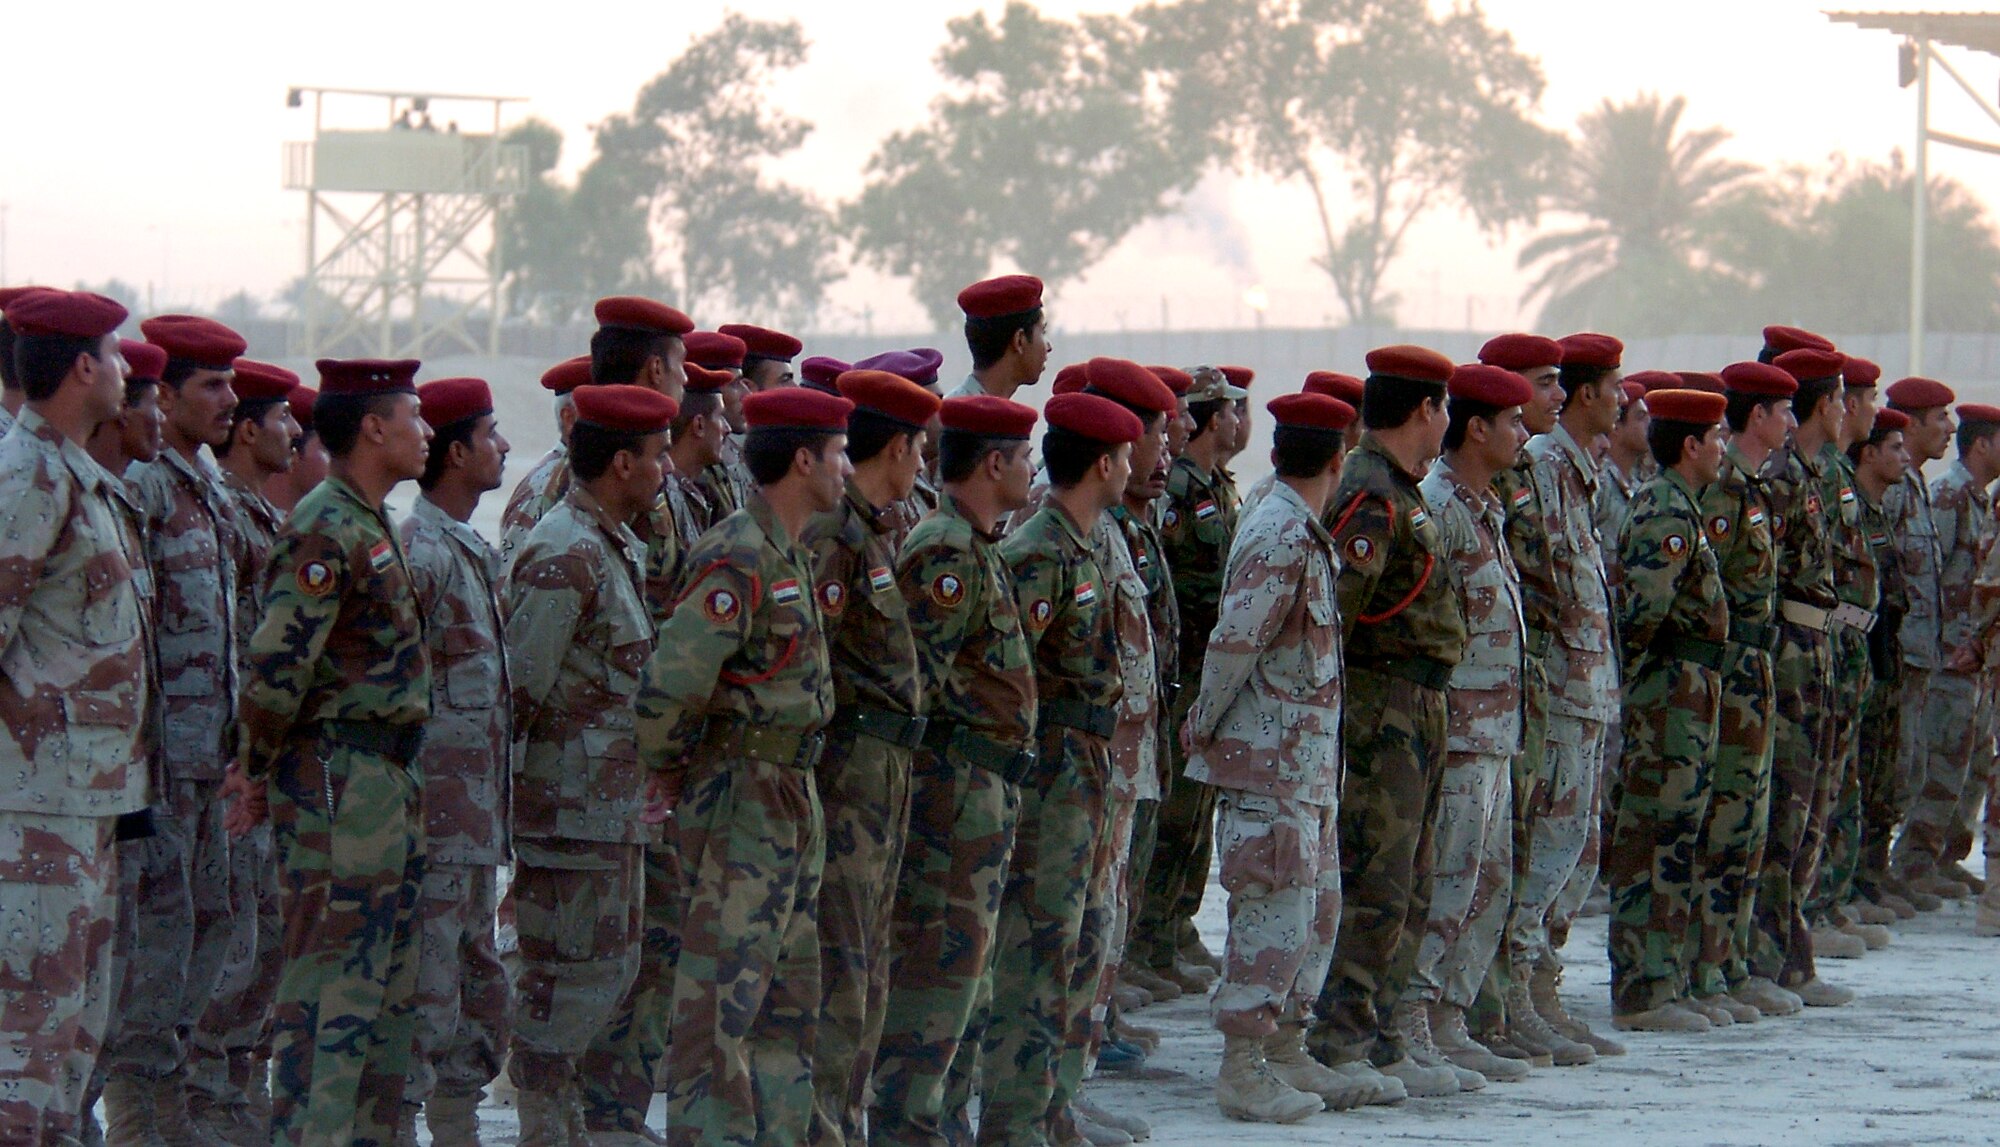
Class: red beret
800,356,850,393
1720,361,1798,398
1303,371,1366,406
1220,366,1255,390
540,356,593,395
317,358,419,397
957,274,1044,320
289,386,317,432
594,296,694,337
940,394,1037,439
119,338,167,382
1762,325,1834,357
684,331,747,370
1051,366,1087,395
1147,365,1194,397
854,348,944,386
1887,376,1955,410
418,377,494,430
1365,344,1454,386
1645,388,1728,424
1842,355,1882,388
574,383,678,433
684,363,734,394
1672,371,1727,395
744,387,852,432
0,285,50,312
1773,348,1844,383
1045,393,1144,444
1084,357,1176,415
141,314,247,370
1269,391,1356,432
837,369,942,428
1620,380,1649,404
1871,408,1911,435
718,323,802,363
3,289,127,340
1958,403,2000,425
1478,333,1563,372
1623,370,1681,394
1557,332,1623,370
1448,363,1534,408
232,359,302,403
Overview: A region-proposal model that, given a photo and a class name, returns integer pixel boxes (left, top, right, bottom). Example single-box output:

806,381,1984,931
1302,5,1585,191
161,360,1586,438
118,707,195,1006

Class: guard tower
283,87,528,358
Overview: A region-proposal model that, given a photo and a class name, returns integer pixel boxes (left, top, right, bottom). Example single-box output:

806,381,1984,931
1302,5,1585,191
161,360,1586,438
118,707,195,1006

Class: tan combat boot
1943,861,1987,895
1505,976,1595,1065
1790,977,1855,1007
1215,1035,1324,1123
1697,993,1760,1023
1179,932,1225,975
425,1090,485,1147
1612,1002,1711,1033
149,1076,225,1147
1428,1003,1530,1082
1680,997,1735,1027
1260,1026,1374,1111
101,1074,170,1147
1121,965,1180,1003
1530,963,1625,1057
1733,976,1802,1017
1810,922,1867,959
513,1087,571,1147
1394,1000,1486,1092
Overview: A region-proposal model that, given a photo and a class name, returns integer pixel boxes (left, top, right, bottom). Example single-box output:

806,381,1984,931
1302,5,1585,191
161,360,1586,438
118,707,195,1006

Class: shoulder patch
1840,486,1856,506
296,560,336,597
1194,499,1219,520
1664,534,1687,556
1409,507,1430,529
1709,514,1731,539
1747,508,1767,527
702,587,742,624
868,565,895,594
817,580,846,616
1806,491,1823,515
368,538,395,572
1511,486,1532,508
1345,535,1376,565
1074,580,1098,606
771,578,802,605
1029,599,1053,628
1163,508,1180,528
930,572,966,608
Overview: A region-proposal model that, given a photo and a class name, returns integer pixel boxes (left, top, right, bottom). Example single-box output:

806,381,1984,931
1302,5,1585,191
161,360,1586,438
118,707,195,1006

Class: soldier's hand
221,766,268,836
641,772,681,824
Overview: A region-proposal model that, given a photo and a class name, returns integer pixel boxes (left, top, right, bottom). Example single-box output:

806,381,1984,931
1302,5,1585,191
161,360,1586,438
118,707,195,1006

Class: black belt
1653,634,1726,672
314,719,425,761
1353,655,1452,693
831,704,928,750
1730,618,1781,652
921,722,1038,786
698,719,825,771
1038,698,1117,740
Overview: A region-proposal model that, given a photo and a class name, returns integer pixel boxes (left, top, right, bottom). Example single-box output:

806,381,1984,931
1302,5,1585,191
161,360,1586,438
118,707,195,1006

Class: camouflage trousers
1607,653,1721,1014
808,730,913,1147
1409,752,1514,1011
870,738,1019,1147
1891,669,1981,879
1310,668,1447,1067
1689,644,1774,999
578,842,680,1136
975,730,1107,1147
1850,672,1905,902
1751,622,1835,988
1136,687,1214,971
1052,778,1130,1143
1942,675,1999,867
268,743,424,1147
1211,791,1341,1038
1470,661,1549,1035
1509,713,1607,971
0,812,117,1146
1084,785,1144,1057
509,840,643,1095
1894,668,1931,826
189,821,281,1109
1807,631,1871,920
405,862,511,1105
662,754,824,1147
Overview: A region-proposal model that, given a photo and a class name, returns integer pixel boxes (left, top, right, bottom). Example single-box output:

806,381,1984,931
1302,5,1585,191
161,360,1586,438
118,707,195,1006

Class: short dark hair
1648,418,1706,468
1043,427,1117,488
1442,398,1506,453
0,321,18,389
14,332,105,401
569,421,650,481
672,390,721,436
224,397,288,453
1556,363,1614,408
1724,392,1788,434
745,428,838,486
1362,376,1444,430
939,430,1018,483
418,416,482,490
124,375,157,408
964,309,1042,372
1792,376,1841,423
1272,426,1344,478
1848,427,1902,468
590,327,678,385
846,409,919,466
160,359,205,389
1188,399,1226,440
314,392,403,457
1957,419,2000,456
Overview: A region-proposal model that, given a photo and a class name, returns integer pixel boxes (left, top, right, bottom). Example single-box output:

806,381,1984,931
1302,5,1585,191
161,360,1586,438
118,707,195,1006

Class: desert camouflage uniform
663,468,718,553
239,474,432,1147
1807,444,1878,924
638,494,835,1147
1884,467,1943,882
0,410,148,1143
400,495,514,1114
1595,453,1645,593
1183,479,1342,1038
1411,460,1524,1012
1835,481,1907,909
496,444,568,573
870,493,1035,1147
1110,501,1180,1001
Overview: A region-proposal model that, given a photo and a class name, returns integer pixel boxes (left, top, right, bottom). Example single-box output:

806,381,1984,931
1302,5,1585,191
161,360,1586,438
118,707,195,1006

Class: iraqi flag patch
368,539,395,572
1511,486,1532,508
1075,580,1098,606
868,566,895,594
1195,499,1219,520
1748,508,1767,527
1409,507,1429,529
772,578,803,605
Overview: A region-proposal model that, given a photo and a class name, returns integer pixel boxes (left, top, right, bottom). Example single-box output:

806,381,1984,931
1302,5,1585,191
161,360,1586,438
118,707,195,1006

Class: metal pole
1912,35,1930,377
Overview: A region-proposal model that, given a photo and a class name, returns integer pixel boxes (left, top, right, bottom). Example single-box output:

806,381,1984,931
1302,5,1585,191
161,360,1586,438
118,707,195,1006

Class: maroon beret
1269,391,1356,432
854,348,944,387
594,296,694,337
1872,408,1911,434
1146,365,1194,397
683,363,734,395
799,356,850,393
1220,365,1255,389
1620,380,1649,404
1623,370,1681,394
1762,325,1834,357
684,331,747,371
1478,333,1563,372
1365,344,1454,386
1448,363,1534,407
1045,393,1143,444
1720,361,1798,398
1303,371,1366,406
744,387,852,431
317,358,419,397
140,314,246,369
1557,332,1623,370
289,386,317,432
1958,403,2000,425
1842,355,1882,388
540,356,594,395
1673,371,1728,395
419,377,494,430
232,360,302,403
120,338,167,382
1084,357,1176,415
1051,363,1089,395
0,285,50,312
838,369,942,428
4,289,127,340
1887,377,1955,410
957,274,1044,320
1773,348,1845,384
1646,388,1728,424
940,395,1037,439
718,323,802,363
574,384,678,433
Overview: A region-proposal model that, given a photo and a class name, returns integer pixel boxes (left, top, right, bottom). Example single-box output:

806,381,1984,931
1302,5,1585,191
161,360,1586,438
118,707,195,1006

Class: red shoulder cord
1329,491,1436,625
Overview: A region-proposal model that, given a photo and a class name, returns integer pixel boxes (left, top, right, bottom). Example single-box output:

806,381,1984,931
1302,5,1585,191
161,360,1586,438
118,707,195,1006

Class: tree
848,2,1203,329
213,290,263,328
494,117,658,322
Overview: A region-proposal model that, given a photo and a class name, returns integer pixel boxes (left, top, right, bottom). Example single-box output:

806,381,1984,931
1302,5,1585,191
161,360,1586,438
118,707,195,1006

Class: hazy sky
5,0,1996,333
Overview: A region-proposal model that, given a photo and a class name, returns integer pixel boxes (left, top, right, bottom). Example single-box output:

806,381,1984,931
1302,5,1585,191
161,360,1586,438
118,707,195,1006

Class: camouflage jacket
636,494,834,775
506,485,655,843
1421,460,1525,758
1160,454,1237,679
1818,443,1880,614
895,492,1036,744
1930,460,1991,662
0,409,149,816
1859,482,1908,671
1763,441,1839,613
882,470,940,556
1095,505,1158,799
1004,500,1124,720
1328,434,1467,671
1885,467,1945,670
0,406,12,439
632,497,683,628
238,476,431,777
1183,479,1342,805
1700,444,1778,636
1113,500,1176,794
804,480,922,718
222,467,286,662
129,446,239,781
663,469,717,554
696,435,751,525
402,495,512,865
1595,453,1652,596
1496,454,1557,644
107,475,167,796
1526,426,1618,720
1617,468,1729,665
497,444,569,574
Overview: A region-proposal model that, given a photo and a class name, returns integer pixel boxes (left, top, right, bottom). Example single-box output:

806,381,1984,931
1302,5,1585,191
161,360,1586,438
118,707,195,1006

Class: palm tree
1518,93,1761,334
